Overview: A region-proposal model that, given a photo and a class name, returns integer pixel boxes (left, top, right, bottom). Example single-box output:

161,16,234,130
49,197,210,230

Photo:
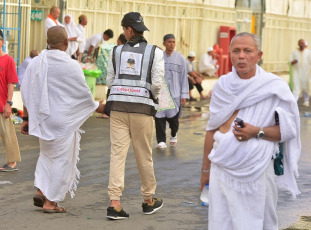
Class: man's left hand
181,98,187,106
3,104,12,119
232,122,259,141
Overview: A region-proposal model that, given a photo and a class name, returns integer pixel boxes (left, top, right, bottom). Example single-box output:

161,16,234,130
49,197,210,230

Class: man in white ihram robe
21,26,104,213
201,32,300,230
289,39,311,106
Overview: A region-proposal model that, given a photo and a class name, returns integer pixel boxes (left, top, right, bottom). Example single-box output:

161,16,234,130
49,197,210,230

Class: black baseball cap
121,12,149,32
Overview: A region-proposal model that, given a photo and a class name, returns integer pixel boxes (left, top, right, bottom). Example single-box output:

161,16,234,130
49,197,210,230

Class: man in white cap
105,11,164,219
186,51,206,100
199,47,218,77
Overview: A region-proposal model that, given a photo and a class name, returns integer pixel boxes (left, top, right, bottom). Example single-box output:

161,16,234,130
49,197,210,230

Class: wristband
22,116,29,121
202,168,210,173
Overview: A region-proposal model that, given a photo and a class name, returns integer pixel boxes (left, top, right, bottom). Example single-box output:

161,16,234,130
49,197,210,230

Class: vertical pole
3,0,6,52
17,0,21,74
258,0,264,66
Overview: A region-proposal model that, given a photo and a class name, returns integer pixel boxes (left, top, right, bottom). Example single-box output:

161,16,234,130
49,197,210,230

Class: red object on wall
218,26,236,75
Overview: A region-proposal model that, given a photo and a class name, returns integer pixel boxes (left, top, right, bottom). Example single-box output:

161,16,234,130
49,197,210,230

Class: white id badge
120,51,142,76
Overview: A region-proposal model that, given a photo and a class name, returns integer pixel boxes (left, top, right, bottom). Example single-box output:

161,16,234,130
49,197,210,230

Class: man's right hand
195,77,202,84
96,101,105,114
200,172,210,191
21,121,29,135
291,60,298,65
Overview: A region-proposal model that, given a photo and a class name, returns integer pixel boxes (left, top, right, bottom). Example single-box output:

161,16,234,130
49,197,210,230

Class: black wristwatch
6,101,13,106
257,127,264,139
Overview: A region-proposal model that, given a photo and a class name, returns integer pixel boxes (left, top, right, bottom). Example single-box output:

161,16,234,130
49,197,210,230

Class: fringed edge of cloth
212,164,260,195
68,129,84,198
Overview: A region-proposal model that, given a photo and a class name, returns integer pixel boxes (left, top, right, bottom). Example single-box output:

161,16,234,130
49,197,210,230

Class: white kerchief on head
63,14,79,38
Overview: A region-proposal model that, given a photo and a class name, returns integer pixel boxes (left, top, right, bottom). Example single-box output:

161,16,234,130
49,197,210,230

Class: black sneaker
107,206,129,220
142,197,163,215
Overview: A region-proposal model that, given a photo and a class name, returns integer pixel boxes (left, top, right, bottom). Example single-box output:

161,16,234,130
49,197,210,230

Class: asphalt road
0,99,310,230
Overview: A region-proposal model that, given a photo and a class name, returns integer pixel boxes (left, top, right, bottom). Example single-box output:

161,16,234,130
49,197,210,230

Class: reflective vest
108,42,158,115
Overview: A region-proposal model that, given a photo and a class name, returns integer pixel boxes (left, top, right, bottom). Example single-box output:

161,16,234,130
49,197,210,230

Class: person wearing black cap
105,12,164,219
154,34,189,149
0,29,21,172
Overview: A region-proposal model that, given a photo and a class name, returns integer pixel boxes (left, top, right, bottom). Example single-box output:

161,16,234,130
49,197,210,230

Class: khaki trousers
0,114,21,163
108,111,157,201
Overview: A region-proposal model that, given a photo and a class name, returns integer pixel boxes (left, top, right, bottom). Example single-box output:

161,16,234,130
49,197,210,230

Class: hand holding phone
234,118,245,128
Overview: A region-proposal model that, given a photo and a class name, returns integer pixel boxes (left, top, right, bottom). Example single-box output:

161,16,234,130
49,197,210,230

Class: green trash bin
83,69,102,97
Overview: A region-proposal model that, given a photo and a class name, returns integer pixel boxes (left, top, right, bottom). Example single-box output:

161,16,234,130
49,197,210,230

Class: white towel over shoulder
21,49,99,140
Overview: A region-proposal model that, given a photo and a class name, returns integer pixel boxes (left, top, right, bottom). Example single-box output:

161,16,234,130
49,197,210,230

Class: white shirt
45,17,63,37
198,53,217,72
84,33,103,52
77,24,86,54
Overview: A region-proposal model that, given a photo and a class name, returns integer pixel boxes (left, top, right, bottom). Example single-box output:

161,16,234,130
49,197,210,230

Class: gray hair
230,32,262,52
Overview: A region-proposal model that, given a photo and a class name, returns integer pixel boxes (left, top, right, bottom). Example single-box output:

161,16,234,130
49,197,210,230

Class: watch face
258,131,264,139
7,101,13,106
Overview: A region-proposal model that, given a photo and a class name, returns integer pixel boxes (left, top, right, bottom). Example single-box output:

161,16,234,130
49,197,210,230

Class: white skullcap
188,51,195,57
207,47,213,52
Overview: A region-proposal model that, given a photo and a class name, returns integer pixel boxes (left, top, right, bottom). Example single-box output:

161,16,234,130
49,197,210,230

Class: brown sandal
43,204,66,213
33,195,45,208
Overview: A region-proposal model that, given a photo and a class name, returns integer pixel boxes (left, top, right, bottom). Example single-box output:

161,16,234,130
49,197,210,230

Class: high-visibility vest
108,42,158,115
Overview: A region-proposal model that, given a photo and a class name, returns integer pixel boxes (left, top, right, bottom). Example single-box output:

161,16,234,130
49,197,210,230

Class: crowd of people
0,5,304,229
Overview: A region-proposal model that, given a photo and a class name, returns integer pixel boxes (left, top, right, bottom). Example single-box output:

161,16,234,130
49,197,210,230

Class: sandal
43,204,66,213
0,163,18,172
33,195,45,208
170,136,177,146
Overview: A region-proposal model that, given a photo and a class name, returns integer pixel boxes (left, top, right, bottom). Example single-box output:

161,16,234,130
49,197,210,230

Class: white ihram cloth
21,49,99,201
289,48,311,100
63,14,82,56
77,24,86,54
206,65,301,197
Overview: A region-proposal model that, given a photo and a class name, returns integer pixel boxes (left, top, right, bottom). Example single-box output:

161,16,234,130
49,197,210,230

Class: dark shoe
0,164,18,172
33,195,45,208
107,207,129,220
142,198,163,215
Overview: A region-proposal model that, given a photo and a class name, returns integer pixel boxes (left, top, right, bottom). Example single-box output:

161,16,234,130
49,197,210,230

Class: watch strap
6,101,13,106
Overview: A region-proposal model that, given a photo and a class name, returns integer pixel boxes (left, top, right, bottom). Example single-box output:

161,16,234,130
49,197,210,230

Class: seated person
187,51,206,100
199,47,218,77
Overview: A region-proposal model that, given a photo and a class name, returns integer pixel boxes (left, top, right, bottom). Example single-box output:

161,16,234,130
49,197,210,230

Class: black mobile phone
234,118,244,128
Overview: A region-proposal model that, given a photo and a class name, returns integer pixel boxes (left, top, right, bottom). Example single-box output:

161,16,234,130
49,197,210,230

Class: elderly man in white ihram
201,32,300,230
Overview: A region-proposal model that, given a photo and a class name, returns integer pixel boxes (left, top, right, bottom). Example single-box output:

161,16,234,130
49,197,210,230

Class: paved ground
0,98,310,230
